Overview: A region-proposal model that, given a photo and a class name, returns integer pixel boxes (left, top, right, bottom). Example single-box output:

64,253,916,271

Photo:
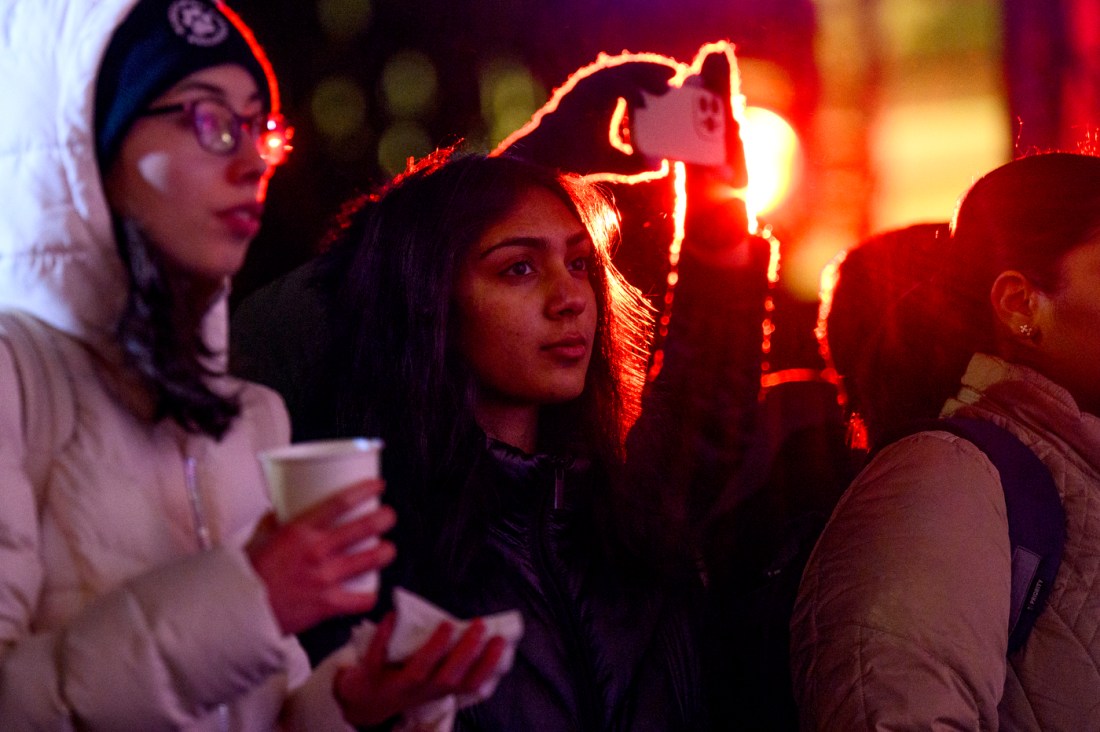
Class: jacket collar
945,352,1100,476
485,435,586,481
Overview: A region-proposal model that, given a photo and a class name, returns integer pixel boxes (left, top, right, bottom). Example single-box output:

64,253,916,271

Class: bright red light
217,2,282,115
259,118,294,167
218,1,286,197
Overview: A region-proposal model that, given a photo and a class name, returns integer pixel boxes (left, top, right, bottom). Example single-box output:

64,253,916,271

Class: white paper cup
258,438,385,593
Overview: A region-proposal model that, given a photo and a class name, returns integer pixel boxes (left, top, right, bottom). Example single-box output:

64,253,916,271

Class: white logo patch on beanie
168,0,229,47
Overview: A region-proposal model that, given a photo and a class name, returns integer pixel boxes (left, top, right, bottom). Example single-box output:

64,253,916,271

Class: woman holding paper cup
0,1,503,729
234,150,708,730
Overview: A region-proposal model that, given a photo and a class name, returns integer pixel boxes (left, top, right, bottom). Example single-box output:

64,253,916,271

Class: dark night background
228,0,1100,371
229,0,819,304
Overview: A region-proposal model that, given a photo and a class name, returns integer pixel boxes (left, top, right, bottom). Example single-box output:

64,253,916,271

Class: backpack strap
0,311,77,496
936,417,1065,654
857,416,1065,661
874,417,1065,653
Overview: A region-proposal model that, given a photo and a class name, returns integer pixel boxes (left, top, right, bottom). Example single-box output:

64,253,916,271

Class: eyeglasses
141,98,294,167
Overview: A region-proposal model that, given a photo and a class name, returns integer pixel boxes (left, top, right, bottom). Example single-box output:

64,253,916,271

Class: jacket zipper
183,452,230,732
184,455,213,552
533,463,602,729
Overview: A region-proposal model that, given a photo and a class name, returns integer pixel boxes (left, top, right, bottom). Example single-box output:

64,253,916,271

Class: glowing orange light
815,250,845,350
670,161,687,263
609,97,633,156
741,106,799,219
583,161,671,187
757,226,782,391
760,368,838,390
647,160,687,380
815,249,849,408
761,224,781,284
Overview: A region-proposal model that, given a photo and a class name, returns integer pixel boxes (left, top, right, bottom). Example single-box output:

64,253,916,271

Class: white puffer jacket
792,353,1100,730
0,1,352,729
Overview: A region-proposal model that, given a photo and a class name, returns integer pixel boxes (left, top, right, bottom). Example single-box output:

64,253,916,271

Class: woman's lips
217,203,263,239
542,336,588,360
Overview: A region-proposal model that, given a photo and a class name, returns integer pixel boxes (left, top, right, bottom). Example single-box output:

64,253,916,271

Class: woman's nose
546,268,589,318
228,130,269,187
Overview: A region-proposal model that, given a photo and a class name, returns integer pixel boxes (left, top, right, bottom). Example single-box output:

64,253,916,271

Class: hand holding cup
248,439,395,635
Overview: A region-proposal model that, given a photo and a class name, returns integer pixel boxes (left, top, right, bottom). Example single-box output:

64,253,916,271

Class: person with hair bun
821,221,951,450
792,152,1100,730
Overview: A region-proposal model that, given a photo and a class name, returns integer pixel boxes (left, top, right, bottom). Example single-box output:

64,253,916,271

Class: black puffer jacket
232,240,768,731
439,438,706,731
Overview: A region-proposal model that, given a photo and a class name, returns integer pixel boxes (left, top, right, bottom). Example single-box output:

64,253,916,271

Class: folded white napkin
347,587,524,731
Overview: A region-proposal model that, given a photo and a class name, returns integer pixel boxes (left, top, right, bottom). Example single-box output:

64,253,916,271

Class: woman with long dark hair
235,149,709,730
793,153,1100,730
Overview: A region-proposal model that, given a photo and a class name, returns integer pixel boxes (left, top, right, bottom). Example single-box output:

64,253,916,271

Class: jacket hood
0,0,274,355
0,0,140,349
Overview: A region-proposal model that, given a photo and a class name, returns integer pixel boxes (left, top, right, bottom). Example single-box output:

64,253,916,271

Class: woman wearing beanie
0,1,503,729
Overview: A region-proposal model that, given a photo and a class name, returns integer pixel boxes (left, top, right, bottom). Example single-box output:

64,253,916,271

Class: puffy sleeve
0,332,51,716
1,551,295,728
0,332,324,729
790,431,1012,730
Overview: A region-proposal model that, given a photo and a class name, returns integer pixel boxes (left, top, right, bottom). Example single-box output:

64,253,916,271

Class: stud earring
1018,323,1037,339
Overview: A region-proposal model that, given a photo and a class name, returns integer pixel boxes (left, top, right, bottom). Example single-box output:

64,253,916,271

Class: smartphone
631,83,728,167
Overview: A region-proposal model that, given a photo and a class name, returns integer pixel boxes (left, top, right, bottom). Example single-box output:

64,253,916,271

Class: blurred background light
480,59,545,147
317,0,372,40
234,0,1099,372
377,121,433,175
869,94,1005,228
741,106,801,218
381,50,439,118
311,75,368,141
737,58,797,117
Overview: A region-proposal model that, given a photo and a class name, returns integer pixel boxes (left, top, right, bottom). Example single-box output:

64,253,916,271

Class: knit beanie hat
95,0,272,171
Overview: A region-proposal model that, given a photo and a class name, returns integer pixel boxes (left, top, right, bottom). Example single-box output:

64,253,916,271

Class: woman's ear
990,270,1044,342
